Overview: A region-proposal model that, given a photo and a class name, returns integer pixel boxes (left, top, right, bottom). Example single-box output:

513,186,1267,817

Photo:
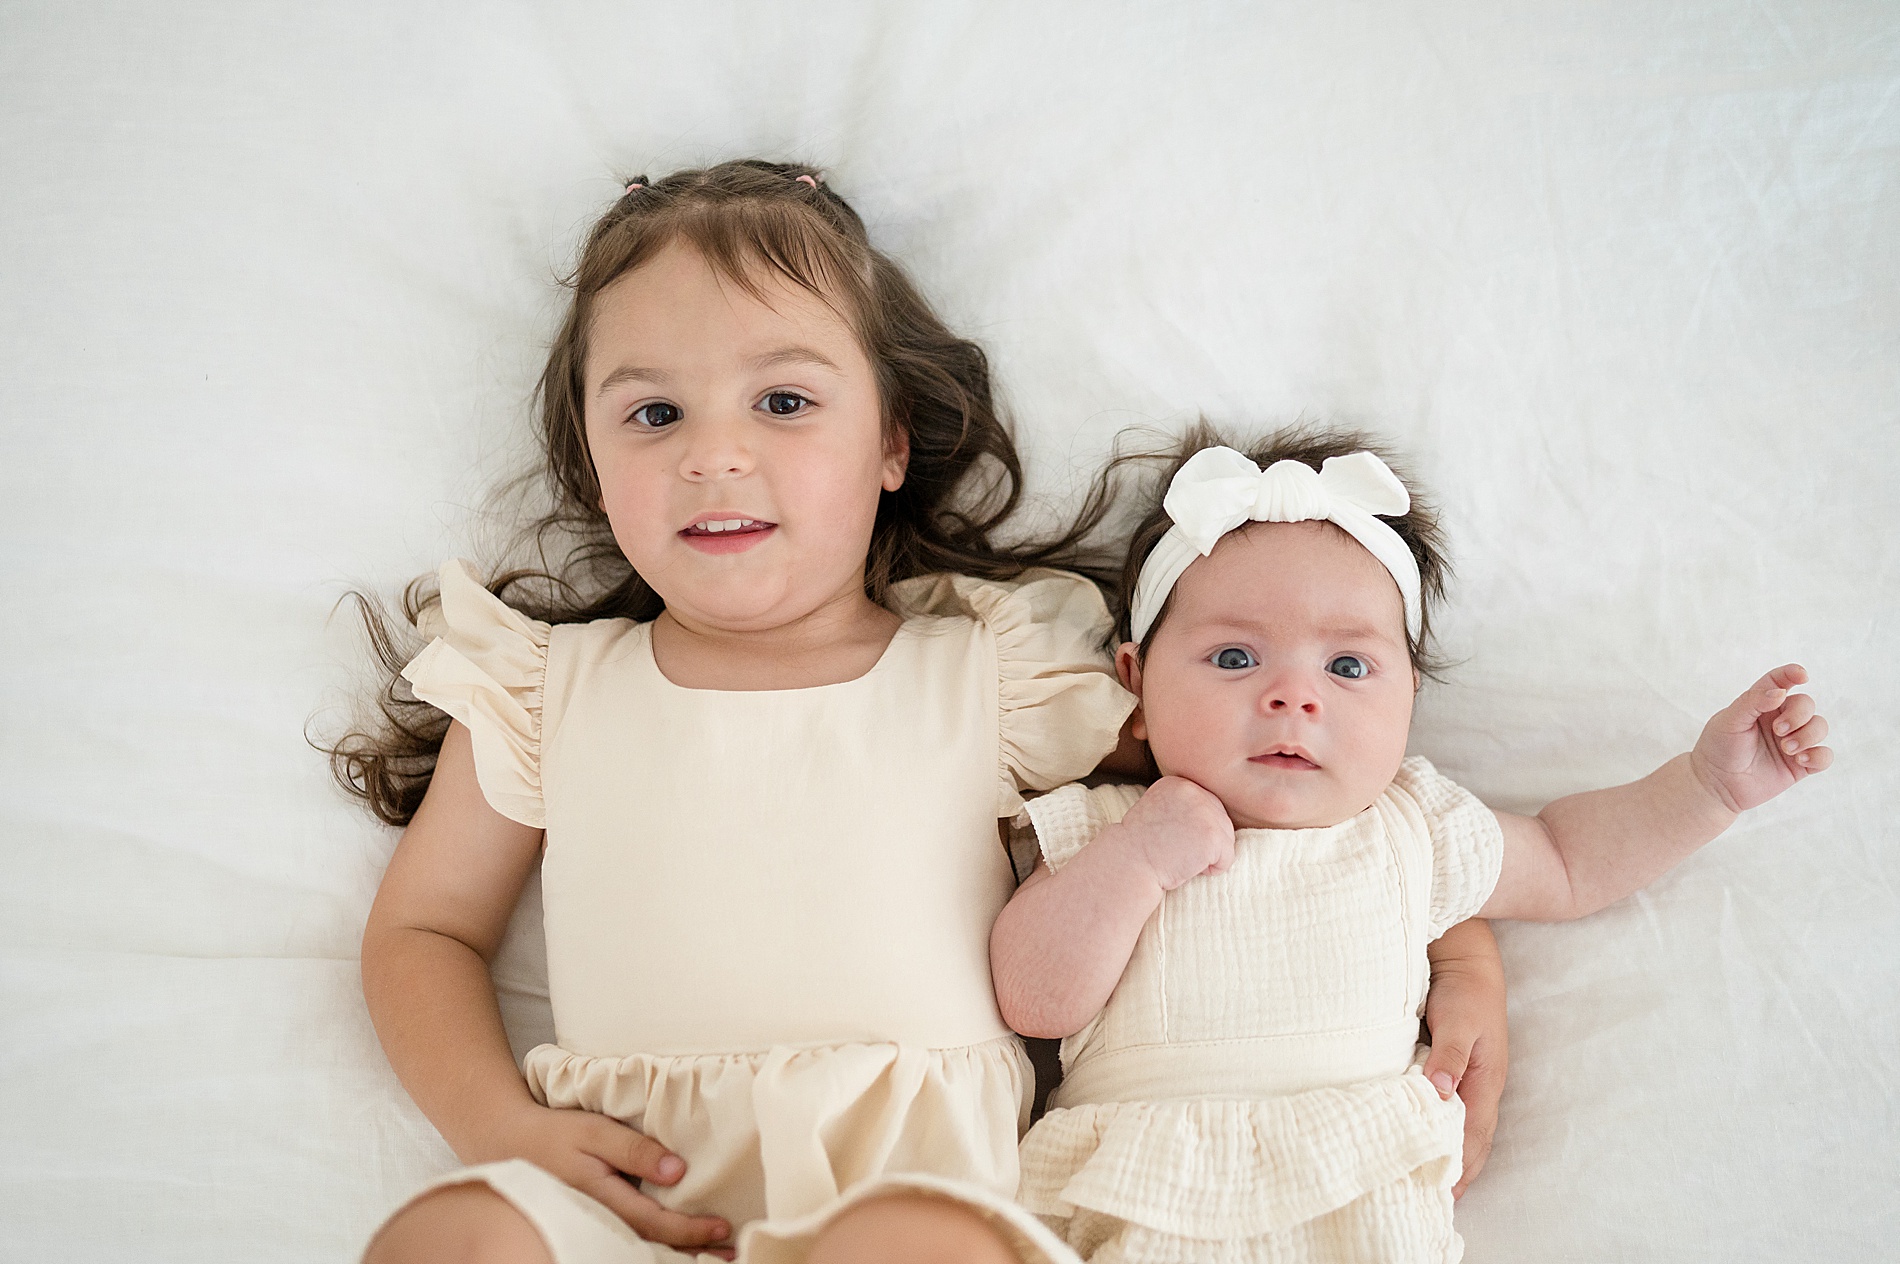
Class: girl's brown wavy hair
323,159,1117,826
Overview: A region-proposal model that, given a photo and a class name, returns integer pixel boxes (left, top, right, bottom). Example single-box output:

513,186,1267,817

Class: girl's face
1119,521,1416,830
583,241,906,632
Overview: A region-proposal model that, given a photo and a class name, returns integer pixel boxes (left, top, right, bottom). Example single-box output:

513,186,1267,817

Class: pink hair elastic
795,174,818,188
624,181,644,193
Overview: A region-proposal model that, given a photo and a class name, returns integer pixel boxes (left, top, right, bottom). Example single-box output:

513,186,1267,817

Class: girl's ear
1114,642,1147,742
881,423,910,493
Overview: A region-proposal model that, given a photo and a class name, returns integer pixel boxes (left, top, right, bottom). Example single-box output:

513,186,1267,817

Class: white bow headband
1128,446,1423,644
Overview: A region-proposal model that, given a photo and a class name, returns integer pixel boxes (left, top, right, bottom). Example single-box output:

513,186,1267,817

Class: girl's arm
363,722,731,1251
990,777,1234,1039
1420,919,1509,1199
1481,665,1831,921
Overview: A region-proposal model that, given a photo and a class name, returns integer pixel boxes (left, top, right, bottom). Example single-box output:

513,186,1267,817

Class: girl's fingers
1793,744,1833,773
1451,1053,1503,1200
578,1174,731,1248
586,1115,686,1186
1421,1033,1472,1101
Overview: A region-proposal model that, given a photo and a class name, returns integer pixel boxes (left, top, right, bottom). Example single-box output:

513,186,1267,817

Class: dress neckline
638,616,916,696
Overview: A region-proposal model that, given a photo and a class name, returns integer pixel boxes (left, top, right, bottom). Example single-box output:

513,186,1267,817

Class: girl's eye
1213,647,1257,670
761,391,810,417
629,401,682,430
1327,655,1369,680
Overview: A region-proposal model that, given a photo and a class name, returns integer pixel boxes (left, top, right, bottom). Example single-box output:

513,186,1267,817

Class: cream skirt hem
372,1160,1083,1264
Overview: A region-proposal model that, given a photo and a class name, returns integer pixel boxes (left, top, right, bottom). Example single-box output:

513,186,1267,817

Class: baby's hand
1110,775,1236,892
1690,664,1832,814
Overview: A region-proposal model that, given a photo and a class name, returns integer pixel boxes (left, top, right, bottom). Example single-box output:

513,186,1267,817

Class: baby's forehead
1170,521,1407,641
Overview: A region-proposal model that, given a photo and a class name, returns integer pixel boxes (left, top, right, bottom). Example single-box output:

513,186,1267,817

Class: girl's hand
1421,918,1509,1200
484,1101,733,1255
1689,664,1832,814
1109,775,1236,892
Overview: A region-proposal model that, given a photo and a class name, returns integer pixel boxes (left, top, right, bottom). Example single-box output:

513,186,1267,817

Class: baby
989,428,1831,1262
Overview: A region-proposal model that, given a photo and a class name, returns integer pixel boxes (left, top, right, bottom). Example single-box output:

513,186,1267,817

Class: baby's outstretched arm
1481,665,1831,921
990,777,1235,1039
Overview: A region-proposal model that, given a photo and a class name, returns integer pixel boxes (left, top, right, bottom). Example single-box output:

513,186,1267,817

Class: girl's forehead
1171,521,1407,641
600,241,853,336
586,243,864,382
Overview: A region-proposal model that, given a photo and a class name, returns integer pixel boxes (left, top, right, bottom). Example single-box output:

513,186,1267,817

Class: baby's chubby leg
363,1183,554,1264
805,1193,1022,1264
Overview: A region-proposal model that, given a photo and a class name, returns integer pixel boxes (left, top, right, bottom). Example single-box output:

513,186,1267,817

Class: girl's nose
679,413,754,481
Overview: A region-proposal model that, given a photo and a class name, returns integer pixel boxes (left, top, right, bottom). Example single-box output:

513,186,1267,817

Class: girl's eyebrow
595,364,671,396
593,347,841,398
749,345,842,373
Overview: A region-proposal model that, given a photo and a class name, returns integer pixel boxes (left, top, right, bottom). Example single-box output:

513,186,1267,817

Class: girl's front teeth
698,519,761,533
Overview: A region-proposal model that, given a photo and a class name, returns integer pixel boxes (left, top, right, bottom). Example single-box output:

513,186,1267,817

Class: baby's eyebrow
1317,621,1404,645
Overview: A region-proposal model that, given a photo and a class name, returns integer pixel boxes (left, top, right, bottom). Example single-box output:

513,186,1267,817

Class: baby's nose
1262,677,1321,715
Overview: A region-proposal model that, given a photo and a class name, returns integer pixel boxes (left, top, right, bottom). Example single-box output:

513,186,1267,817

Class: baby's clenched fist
1109,775,1237,893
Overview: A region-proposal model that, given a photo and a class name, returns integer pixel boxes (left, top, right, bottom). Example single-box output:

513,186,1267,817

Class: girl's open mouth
680,518,776,554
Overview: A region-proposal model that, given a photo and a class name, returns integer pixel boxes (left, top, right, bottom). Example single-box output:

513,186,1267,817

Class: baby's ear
1115,642,1147,742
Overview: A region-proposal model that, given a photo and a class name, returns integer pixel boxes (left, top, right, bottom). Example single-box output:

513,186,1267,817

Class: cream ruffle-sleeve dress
1011,761,1504,1264
379,561,1136,1264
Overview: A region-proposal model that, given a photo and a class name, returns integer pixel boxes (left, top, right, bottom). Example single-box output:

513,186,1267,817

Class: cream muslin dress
381,560,1136,1264
1012,760,1504,1264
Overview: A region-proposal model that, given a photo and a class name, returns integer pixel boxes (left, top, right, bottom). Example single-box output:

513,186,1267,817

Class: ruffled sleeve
1390,756,1504,939
399,560,550,829
1011,782,1144,874
893,570,1137,817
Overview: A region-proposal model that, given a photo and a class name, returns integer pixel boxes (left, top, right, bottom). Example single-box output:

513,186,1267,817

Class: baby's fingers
1725,665,1803,722
1792,744,1834,773
1767,691,1816,739
1775,714,1828,760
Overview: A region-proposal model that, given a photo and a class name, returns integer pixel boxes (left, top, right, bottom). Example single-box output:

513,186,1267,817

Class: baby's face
1123,521,1416,830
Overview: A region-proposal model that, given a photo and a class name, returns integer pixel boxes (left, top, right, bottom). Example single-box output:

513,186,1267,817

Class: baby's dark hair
1109,421,1451,678
324,159,1112,826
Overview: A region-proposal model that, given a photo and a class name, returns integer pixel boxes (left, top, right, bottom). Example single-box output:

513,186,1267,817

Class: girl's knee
363,1182,553,1264
806,1193,1023,1264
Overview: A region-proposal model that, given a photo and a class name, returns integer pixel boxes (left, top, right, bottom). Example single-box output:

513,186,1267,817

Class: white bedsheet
2,2,1895,1259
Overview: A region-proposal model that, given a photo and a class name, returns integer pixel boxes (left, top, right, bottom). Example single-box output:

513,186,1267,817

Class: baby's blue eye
762,391,809,416
1327,655,1368,680
630,401,682,429
1213,647,1256,670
